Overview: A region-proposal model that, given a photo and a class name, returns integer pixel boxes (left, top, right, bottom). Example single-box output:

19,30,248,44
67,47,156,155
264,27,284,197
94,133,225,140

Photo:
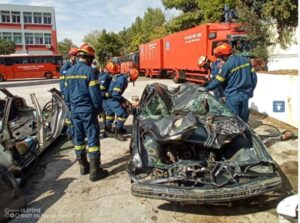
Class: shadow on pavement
11,136,76,223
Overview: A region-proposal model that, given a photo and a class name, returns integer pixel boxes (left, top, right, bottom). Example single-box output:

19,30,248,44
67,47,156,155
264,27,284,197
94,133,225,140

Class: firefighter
59,47,78,95
210,57,225,101
64,43,108,182
59,47,78,140
99,69,113,137
105,62,138,141
205,42,257,122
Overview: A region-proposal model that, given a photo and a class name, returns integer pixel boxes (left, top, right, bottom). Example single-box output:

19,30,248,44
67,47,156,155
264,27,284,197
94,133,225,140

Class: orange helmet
77,43,95,58
213,42,232,57
68,47,78,56
105,61,120,74
129,68,139,82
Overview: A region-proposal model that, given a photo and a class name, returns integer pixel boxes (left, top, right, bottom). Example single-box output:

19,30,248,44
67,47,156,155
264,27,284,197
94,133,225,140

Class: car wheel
45,72,53,79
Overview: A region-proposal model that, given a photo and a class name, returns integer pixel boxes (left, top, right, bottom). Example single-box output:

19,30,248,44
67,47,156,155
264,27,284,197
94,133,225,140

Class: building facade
0,4,58,55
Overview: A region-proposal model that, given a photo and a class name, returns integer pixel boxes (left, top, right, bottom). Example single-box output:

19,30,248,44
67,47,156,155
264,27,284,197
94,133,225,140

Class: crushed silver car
127,83,282,204
0,88,67,173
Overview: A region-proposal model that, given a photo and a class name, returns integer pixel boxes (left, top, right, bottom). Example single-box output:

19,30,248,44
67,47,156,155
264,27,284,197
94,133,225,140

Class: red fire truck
120,22,253,85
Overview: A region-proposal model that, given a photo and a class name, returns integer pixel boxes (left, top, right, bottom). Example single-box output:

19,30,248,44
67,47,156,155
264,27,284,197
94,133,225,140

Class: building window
44,33,52,44
12,11,20,23
1,11,10,23
24,12,32,23
2,32,12,41
25,33,34,44
13,32,22,44
33,12,42,24
43,13,51,24
35,33,43,44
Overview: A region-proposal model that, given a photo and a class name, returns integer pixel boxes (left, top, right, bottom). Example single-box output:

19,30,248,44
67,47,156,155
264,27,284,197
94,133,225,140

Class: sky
1,0,178,45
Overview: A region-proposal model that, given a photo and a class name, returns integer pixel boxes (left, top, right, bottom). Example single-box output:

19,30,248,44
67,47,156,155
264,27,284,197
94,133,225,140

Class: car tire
45,72,53,79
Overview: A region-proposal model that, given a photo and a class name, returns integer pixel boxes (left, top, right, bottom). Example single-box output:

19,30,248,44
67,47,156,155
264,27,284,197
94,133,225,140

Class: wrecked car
0,88,67,175
127,83,282,204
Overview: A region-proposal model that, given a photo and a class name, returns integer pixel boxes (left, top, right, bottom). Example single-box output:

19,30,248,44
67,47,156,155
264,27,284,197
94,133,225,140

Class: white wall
249,73,298,127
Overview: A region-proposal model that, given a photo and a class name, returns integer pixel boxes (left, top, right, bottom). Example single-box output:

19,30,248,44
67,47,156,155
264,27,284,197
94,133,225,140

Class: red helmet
105,61,120,74
77,43,95,58
129,68,139,82
213,43,232,57
68,47,78,56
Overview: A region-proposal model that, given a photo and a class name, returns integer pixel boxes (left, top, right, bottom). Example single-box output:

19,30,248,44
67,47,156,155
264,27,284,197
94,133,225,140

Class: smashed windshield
140,84,232,119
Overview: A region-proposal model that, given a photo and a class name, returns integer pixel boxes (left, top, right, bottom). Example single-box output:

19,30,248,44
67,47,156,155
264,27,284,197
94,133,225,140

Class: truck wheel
45,72,53,79
0,74,5,82
172,70,180,83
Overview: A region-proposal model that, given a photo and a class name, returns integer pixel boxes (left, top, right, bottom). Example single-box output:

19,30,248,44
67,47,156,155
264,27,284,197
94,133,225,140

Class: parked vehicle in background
119,22,255,85
0,54,63,81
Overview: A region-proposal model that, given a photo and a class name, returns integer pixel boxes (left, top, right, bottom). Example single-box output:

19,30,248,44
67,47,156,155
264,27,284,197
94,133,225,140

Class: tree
0,39,15,55
92,29,123,66
58,38,77,60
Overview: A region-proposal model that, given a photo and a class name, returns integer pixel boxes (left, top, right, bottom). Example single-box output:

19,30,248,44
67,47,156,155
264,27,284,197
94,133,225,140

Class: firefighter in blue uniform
64,43,108,182
205,42,257,122
105,62,139,141
59,47,78,140
210,58,224,101
99,70,113,137
59,47,78,95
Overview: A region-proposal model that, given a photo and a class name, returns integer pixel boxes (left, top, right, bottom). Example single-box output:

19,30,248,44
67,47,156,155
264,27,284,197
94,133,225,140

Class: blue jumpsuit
105,74,128,130
59,60,74,95
210,59,224,101
59,60,75,137
99,72,112,122
206,55,257,122
64,61,103,158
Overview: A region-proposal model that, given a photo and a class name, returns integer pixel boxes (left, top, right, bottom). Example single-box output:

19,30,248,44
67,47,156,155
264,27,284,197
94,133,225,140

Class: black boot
114,128,126,141
89,155,108,182
103,125,114,138
76,153,89,175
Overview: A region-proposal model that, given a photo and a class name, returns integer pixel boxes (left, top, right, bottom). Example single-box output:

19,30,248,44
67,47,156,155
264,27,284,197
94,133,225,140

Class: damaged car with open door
0,88,67,177
127,83,282,204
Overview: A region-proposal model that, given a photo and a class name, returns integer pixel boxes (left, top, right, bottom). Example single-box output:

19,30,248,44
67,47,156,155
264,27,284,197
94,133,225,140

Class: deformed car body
127,83,282,204
0,88,67,173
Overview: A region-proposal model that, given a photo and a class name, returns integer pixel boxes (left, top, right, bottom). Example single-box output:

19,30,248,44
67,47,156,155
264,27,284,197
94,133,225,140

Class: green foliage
84,7,166,64
0,39,15,55
58,38,77,60
84,29,123,66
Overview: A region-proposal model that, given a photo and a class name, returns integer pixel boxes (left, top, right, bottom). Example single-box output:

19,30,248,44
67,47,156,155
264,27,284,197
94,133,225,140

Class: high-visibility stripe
59,76,65,80
64,82,68,86
104,92,110,98
65,119,71,124
113,87,122,92
89,80,99,87
117,117,127,121
100,85,106,90
230,63,250,73
88,146,100,153
216,75,225,82
106,115,114,120
75,145,86,150
251,68,255,72
65,75,87,80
